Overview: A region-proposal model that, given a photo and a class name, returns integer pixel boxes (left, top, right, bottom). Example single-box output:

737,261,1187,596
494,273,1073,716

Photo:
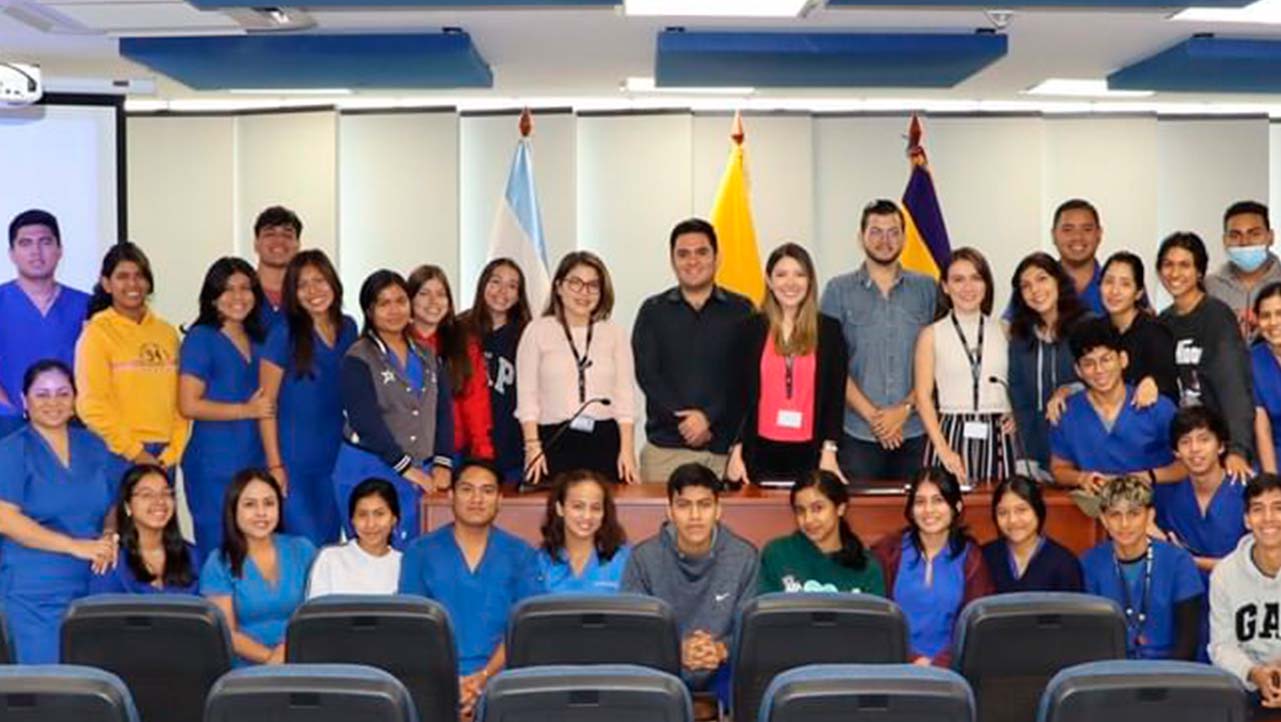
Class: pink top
515,316,636,424
756,340,816,443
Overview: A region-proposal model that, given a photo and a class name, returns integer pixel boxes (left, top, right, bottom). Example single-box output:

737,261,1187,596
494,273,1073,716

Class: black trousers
538,418,621,483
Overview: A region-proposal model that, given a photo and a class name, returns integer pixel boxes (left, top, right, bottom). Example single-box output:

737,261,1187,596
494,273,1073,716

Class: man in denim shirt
820,199,936,483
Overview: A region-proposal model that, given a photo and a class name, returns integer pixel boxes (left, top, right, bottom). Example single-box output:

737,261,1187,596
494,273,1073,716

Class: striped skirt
922,412,1017,486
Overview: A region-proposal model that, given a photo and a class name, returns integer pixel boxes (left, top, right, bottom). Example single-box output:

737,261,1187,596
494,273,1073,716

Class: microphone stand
519,397,611,493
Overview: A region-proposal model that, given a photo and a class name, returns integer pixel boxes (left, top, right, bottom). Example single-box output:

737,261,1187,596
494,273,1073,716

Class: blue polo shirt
1082,540,1203,659
0,281,90,408
399,524,544,674
1050,385,1176,475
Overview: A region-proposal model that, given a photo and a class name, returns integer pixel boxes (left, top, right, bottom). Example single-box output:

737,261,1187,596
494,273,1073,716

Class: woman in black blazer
726,242,848,486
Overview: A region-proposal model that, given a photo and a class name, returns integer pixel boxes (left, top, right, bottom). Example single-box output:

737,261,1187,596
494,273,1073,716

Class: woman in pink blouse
516,251,638,485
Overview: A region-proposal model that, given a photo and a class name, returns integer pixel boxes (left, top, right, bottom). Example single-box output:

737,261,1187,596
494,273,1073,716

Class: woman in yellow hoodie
75,242,189,490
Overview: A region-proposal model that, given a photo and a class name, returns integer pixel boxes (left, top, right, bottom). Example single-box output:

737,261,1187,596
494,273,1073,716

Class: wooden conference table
422,483,1104,554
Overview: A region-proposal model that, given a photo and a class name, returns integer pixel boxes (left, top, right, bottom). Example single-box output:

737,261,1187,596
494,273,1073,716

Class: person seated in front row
872,468,993,667
200,469,317,666
621,463,759,707
1082,475,1204,660
399,459,544,719
1050,319,1183,499
981,475,1083,593
306,477,403,598
537,469,631,593
1155,406,1248,580
1208,473,1281,711
91,464,200,595
759,469,884,595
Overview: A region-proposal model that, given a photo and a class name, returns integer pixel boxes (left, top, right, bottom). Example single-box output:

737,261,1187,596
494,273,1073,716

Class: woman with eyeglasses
516,251,638,485
91,464,199,595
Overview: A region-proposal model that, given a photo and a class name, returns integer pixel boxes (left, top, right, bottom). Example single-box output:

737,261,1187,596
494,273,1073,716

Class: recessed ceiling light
624,0,812,18
1024,78,1155,98
623,76,754,95
1171,0,1281,23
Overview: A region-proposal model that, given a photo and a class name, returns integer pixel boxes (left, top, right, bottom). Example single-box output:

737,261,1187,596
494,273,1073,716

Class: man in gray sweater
621,462,758,706
1209,473,1281,710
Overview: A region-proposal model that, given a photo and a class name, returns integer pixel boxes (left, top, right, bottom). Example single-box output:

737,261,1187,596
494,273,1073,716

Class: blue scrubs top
1081,540,1203,659
399,524,545,674
257,300,285,334
1251,343,1281,465
89,544,202,595
200,534,316,665
0,425,112,663
1077,262,1105,317
1050,386,1177,475
180,326,264,470
261,318,357,474
891,533,966,660
536,545,631,594
1154,478,1247,564
0,281,90,410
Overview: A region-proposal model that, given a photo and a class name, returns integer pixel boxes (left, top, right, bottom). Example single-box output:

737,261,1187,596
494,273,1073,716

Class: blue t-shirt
536,545,631,594
1081,540,1204,659
90,544,202,595
1251,343,1281,463
1154,478,1247,564
260,317,357,473
200,534,316,665
1050,385,1176,475
399,524,545,674
891,532,967,660
179,325,264,473
0,281,90,409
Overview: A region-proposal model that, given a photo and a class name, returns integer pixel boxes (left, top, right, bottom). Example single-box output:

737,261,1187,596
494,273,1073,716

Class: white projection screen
0,95,123,291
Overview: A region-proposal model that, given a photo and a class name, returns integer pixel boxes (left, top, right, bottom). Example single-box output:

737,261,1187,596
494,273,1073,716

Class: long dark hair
358,270,413,345
220,468,284,579
1009,252,1086,341
990,475,1047,536
192,257,266,342
540,470,627,562
461,258,533,338
1100,251,1152,315
87,242,156,319
790,470,868,570
407,265,473,394
903,468,971,559
283,250,344,378
115,464,196,589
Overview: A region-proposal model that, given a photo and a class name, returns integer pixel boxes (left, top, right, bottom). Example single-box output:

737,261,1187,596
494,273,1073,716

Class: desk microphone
987,375,1052,484
520,396,611,492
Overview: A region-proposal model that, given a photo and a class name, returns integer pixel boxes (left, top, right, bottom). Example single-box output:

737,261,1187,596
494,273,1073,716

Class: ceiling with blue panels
656,30,1007,88
1109,36,1281,94
829,0,1251,6
186,0,613,9
120,32,493,90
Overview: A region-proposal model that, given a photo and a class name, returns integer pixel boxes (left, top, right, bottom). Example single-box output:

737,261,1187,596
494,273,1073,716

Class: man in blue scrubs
1156,406,1248,577
1082,475,1205,659
0,210,90,414
399,459,543,718
252,206,301,330
1050,319,1184,497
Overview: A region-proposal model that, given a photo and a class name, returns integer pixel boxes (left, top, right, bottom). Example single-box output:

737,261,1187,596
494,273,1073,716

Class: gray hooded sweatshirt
620,521,759,688
1209,534,1281,688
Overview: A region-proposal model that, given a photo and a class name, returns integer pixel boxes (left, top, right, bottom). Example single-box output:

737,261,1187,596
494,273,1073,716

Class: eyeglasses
563,277,602,295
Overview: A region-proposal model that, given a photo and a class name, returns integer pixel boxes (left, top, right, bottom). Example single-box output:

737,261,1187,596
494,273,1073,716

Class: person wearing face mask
306,478,402,597
536,470,630,593
1207,201,1281,340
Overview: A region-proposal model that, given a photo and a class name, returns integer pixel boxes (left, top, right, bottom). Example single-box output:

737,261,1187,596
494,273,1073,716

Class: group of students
4,195,1281,710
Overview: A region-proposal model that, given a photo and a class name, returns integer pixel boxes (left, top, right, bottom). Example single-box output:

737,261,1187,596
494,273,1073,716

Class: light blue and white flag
486,131,551,312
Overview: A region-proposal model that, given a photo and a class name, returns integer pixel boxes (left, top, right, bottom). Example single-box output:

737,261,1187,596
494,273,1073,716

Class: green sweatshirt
758,531,886,597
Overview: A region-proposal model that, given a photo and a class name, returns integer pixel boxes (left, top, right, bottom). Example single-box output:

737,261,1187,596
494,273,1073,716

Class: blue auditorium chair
475,664,691,722
1037,660,1248,722
506,594,681,675
0,665,138,722
204,664,416,722
759,663,975,722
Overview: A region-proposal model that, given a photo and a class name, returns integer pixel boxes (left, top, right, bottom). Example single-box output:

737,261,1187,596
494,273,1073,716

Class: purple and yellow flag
899,114,951,280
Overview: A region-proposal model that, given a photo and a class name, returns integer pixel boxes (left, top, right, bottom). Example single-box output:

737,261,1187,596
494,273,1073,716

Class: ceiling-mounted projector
0,63,43,107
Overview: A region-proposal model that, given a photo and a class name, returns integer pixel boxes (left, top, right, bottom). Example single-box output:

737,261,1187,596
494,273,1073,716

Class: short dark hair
859,199,904,232
666,462,719,501
253,205,302,237
991,476,1047,535
669,218,718,254
8,209,60,248
1245,473,1281,504
22,358,75,397
1157,232,1209,288
1224,200,1270,231
1170,405,1230,454
1052,198,1100,228
451,458,499,489
1069,317,1124,360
